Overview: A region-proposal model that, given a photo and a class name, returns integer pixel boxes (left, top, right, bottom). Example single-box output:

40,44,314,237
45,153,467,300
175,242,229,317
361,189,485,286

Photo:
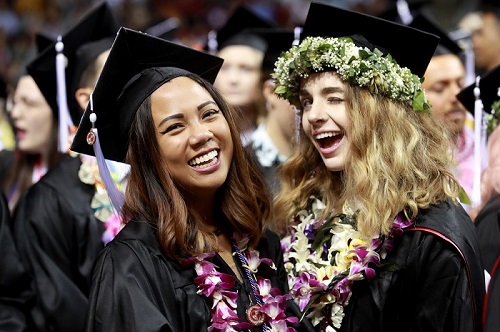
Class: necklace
281,196,413,331
230,239,269,329
183,234,299,331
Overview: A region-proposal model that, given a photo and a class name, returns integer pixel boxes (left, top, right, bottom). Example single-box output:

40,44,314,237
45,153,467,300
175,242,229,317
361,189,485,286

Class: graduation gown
0,192,34,332
339,200,485,332
86,221,314,332
13,154,104,332
484,256,500,332
474,194,500,274
0,150,16,193
0,149,15,187
474,194,500,332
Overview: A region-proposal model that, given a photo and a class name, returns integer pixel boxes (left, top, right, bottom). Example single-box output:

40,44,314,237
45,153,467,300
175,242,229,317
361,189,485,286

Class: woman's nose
306,104,327,124
189,124,214,146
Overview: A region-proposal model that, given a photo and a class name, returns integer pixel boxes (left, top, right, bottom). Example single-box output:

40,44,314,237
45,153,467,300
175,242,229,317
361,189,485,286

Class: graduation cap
26,2,119,126
409,13,463,56
0,76,6,99
247,28,295,78
457,65,500,117
206,4,275,54
70,27,224,163
300,2,439,78
35,33,54,54
480,0,500,11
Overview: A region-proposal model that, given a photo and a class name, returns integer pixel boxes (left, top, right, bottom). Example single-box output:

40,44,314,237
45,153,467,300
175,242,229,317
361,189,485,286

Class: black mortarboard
409,13,463,56
248,28,295,77
70,27,224,163
300,2,439,78
35,33,54,54
26,2,119,124
457,65,500,115
0,76,6,99
207,4,275,53
480,0,500,12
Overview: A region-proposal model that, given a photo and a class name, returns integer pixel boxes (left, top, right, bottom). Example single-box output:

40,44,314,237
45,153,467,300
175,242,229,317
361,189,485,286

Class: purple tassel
91,127,125,215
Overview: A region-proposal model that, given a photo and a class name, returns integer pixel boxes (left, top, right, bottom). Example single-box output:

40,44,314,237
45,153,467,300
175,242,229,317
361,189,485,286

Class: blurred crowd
0,0,481,92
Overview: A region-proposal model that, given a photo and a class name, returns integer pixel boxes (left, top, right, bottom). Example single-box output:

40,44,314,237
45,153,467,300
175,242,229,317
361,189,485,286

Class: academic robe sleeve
474,194,500,274
484,256,500,332
0,193,33,332
86,221,211,332
86,238,181,331
12,157,104,332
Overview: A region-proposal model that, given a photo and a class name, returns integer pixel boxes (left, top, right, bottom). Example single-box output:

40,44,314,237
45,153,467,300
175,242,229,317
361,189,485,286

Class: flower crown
486,99,500,135
272,36,431,112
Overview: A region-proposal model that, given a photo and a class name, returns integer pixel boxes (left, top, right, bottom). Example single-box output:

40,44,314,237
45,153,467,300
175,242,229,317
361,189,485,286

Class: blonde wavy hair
273,77,461,237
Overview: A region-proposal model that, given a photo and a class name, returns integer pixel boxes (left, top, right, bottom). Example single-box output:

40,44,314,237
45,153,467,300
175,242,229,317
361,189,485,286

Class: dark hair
122,73,271,260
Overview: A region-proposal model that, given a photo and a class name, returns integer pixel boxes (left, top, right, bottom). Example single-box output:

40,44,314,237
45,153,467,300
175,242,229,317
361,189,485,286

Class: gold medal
86,130,96,145
245,303,264,326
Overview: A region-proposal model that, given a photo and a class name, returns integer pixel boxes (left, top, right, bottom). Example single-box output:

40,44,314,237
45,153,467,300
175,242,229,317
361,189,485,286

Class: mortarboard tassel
396,0,414,25
207,30,218,55
86,95,125,215
472,76,485,207
292,26,302,46
292,26,303,145
55,36,76,153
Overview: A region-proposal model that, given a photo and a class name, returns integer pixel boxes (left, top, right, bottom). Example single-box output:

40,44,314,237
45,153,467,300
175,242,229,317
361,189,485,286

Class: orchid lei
182,234,299,332
77,154,129,243
281,196,413,331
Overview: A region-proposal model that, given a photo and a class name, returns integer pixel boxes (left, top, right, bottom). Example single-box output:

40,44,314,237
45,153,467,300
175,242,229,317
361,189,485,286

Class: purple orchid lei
182,234,299,332
281,196,413,331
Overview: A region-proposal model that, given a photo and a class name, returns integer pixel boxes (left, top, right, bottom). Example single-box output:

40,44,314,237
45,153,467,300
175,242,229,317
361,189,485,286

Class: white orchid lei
182,234,298,332
281,196,412,331
272,36,430,112
78,154,127,243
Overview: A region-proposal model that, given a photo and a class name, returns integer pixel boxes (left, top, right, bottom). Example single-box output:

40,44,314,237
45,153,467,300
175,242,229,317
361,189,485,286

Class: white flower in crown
272,36,430,112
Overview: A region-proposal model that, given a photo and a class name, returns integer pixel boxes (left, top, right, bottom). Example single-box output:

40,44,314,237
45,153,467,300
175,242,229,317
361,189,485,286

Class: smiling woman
151,78,233,196
70,27,314,332
271,2,485,332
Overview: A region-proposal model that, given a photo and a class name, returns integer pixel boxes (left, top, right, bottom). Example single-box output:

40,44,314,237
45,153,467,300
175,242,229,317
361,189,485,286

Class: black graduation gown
86,221,314,332
474,194,500,274
484,256,500,332
0,192,34,332
13,154,104,332
339,200,485,332
0,149,15,186
474,194,500,332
